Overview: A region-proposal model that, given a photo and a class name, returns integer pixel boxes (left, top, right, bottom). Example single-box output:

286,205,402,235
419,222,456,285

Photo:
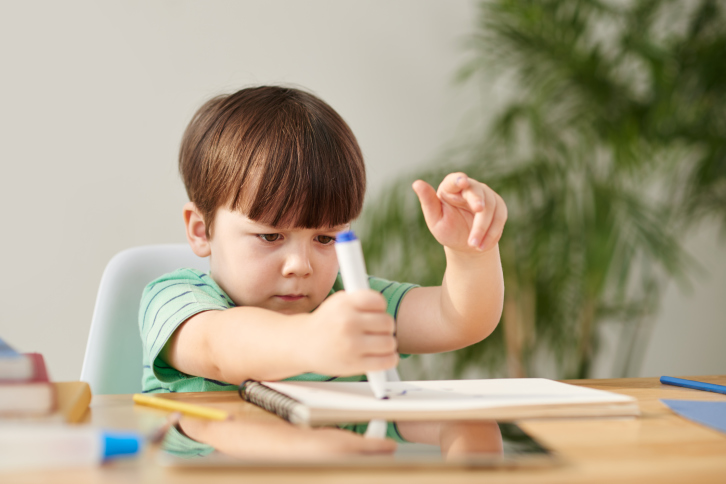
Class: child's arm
160,290,398,384
395,173,507,354
178,415,396,458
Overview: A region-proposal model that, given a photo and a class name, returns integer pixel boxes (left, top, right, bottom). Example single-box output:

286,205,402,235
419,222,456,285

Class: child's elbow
471,299,503,344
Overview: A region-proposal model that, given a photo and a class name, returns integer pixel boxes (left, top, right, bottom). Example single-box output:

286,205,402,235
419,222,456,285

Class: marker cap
336,230,357,243
102,431,142,460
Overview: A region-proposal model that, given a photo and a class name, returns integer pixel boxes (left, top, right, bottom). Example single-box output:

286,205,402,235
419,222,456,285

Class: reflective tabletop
159,416,554,468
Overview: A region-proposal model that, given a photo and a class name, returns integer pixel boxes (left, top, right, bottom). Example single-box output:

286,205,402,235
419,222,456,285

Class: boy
139,86,507,400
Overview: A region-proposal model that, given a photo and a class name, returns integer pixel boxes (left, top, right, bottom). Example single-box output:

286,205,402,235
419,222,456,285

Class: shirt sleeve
161,425,215,458
366,276,418,321
330,273,418,320
139,268,233,385
368,276,418,359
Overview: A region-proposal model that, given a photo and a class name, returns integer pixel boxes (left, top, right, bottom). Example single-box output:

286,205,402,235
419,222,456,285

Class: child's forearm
162,290,398,383
161,307,313,384
395,244,504,354
439,244,504,342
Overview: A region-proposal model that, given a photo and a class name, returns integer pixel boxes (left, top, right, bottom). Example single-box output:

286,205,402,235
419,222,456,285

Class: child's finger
460,183,486,213
357,312,395,335
346,290,388,312
479,194,508,251
362,353,400,372
437,175,474,211
312,428,397,455
412,180,443,226
360,334,398,355
338,432,397,454
355,437,397,454
437,172,469,197
468,188,497,249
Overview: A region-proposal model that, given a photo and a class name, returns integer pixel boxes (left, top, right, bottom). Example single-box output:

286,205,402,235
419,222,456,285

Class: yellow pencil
133,393,230,421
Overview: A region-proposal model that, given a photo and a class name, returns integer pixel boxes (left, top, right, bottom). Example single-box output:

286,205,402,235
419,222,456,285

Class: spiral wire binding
239,380,304,424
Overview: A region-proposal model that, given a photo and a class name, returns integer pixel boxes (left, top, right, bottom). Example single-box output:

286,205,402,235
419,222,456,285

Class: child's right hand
179,414,396,458
303,291,399,376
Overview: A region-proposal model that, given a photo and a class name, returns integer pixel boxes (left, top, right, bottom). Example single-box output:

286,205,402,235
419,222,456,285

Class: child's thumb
412,180,442,226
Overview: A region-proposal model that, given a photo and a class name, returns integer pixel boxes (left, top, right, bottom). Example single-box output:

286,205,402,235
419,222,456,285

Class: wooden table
7,376,726,483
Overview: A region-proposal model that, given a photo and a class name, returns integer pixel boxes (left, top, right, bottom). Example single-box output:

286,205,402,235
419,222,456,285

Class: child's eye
316,235,336,245
258,234,281,242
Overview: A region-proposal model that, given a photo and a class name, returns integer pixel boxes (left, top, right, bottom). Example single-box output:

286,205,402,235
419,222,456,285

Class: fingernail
469,236,480,247
457,176,465,186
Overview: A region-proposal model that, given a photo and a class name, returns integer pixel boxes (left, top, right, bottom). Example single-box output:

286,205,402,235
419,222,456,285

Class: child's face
207,207,347,315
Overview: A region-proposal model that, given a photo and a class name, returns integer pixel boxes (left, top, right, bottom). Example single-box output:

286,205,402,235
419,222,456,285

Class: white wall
1,0,723,383
638,225,726,377
0,0,477,380
587,225,726,379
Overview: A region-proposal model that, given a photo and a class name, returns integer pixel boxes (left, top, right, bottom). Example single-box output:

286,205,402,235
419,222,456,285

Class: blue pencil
660,376,726,396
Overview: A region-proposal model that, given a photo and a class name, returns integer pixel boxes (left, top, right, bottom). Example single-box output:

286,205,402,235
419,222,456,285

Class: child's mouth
276,294,306,301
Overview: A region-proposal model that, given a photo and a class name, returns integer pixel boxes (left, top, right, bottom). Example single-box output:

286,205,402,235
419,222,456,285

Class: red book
0,353,56,416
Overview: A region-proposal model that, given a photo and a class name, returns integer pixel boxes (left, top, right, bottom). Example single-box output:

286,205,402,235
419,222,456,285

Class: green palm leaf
360,0,726,380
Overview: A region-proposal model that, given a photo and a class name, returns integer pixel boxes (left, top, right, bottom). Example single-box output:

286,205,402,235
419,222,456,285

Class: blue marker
335,230,389,399
0,424,142,470
660,376,726,396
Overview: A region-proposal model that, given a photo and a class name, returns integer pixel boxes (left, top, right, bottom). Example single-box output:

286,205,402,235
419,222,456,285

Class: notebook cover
661,399,726,434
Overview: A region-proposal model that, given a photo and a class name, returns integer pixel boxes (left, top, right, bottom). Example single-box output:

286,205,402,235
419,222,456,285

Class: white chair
81,243,401,395
81,244,209,395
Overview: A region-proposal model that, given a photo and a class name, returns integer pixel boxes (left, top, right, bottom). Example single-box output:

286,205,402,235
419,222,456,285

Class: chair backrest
81,244,209,395
81,243,402,395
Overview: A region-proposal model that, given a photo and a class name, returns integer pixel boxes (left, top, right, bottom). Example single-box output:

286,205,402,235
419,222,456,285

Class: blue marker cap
336,230,357,243
102,431,142,460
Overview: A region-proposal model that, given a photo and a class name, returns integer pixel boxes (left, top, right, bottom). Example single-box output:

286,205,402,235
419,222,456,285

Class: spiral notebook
238,378,639,425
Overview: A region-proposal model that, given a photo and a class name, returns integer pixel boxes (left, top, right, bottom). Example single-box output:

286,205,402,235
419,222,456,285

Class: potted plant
359,0,726,380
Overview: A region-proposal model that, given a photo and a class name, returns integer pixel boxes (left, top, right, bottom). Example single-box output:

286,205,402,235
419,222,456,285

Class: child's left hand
412,173,507,253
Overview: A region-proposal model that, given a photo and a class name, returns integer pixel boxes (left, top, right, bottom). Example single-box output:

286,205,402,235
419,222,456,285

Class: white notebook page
263,378,635,412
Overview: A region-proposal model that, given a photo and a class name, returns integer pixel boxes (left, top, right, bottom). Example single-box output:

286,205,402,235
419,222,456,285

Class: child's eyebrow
244,218,348,232
244,222,279,232
321,225,349,233
295,226,348,233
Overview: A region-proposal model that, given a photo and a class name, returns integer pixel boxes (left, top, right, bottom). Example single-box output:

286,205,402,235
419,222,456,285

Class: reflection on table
160,415,551,468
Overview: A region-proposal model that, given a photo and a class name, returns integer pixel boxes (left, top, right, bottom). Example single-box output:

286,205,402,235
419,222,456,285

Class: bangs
228,91,366,228
180,86,366,237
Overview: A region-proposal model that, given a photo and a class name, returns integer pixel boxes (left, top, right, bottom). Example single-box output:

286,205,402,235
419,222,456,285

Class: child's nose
281,248,313,277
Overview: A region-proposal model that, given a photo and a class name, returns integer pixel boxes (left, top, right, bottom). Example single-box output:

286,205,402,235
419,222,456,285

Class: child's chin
268,301,312,315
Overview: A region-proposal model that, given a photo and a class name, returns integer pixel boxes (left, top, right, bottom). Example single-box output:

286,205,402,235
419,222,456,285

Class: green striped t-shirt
139,268,416,394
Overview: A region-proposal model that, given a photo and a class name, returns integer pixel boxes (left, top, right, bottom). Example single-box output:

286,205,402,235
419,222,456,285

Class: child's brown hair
179,86,366,237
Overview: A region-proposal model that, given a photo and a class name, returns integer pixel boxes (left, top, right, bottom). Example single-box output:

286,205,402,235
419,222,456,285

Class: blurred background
0,0,724,382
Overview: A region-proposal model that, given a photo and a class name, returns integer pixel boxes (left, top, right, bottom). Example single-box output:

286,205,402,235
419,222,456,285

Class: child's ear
183,202,211,257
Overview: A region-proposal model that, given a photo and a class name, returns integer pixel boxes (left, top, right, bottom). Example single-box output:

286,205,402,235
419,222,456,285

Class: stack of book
0,338,90,423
